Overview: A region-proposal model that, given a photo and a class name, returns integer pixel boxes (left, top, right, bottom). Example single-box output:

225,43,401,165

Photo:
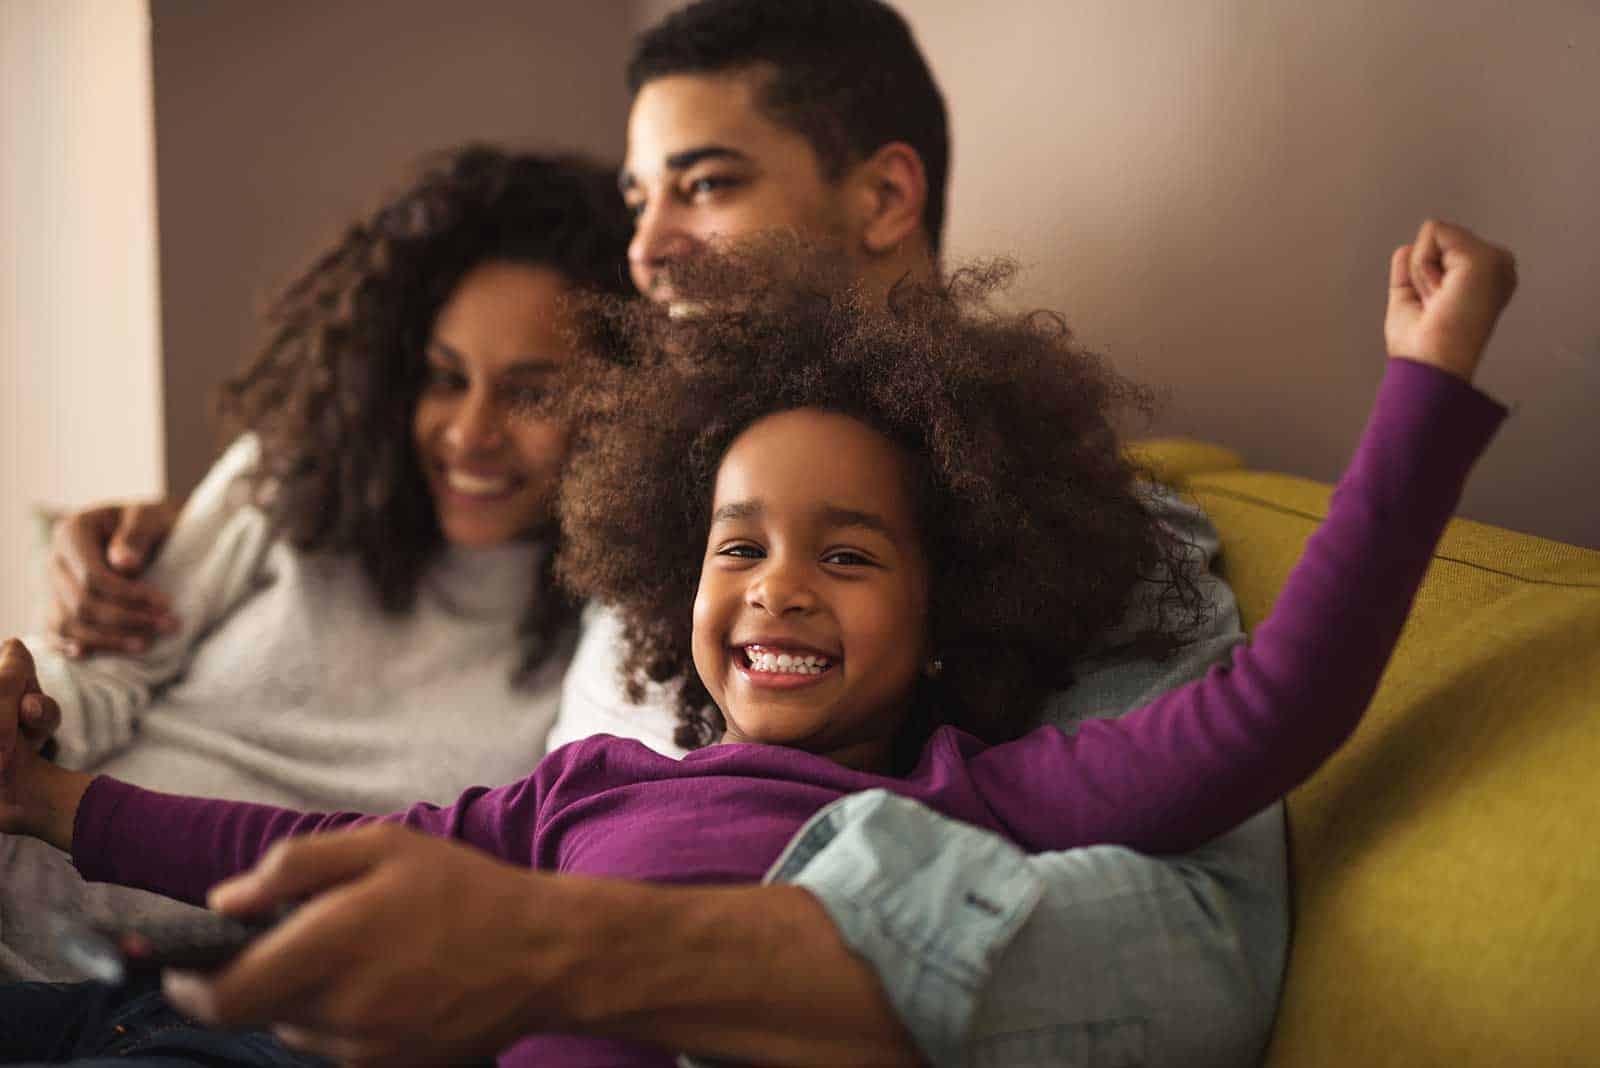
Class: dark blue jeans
0,976,325,1067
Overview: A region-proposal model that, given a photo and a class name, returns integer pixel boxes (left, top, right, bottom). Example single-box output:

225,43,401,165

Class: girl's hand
1385,219,1517,383
0,639,90,850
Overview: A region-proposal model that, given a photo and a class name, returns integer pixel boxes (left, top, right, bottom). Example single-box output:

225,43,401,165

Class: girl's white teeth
446,470,516,496
744,646,832,675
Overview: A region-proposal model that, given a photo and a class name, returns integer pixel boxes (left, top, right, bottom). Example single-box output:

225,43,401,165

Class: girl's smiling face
413,261,574,548
691,408,931,771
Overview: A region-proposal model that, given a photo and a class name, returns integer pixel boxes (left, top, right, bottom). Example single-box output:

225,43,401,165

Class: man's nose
628,199,697,297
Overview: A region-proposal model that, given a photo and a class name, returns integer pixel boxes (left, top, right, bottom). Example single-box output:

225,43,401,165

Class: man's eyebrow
620,145,751,193
666,145,748,171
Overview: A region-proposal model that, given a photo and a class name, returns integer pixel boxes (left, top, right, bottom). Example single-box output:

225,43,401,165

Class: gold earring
924,656,944,679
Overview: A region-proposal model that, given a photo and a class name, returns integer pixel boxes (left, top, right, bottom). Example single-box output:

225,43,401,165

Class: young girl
0,220,1516,1067
0,144,630,985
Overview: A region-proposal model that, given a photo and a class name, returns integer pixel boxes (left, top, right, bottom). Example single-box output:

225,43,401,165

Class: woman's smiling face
413,261,574,548
691,408,931,771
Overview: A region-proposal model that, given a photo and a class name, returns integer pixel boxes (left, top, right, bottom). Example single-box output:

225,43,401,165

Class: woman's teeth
744,646,832,675
445,470,517,497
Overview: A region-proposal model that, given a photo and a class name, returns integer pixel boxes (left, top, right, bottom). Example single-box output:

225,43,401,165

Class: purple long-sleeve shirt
72,359,1504,1067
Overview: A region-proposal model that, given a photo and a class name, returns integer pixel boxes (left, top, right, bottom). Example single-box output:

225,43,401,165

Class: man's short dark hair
628,0,951,255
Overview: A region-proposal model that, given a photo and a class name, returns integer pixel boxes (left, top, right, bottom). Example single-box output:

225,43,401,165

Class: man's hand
163,824,923,1067
0,639,90,848
49,499,181,657
163,825,584,1066
1385,219,1518,383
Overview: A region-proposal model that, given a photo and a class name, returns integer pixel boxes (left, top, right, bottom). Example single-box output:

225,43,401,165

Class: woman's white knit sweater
2,436,568,979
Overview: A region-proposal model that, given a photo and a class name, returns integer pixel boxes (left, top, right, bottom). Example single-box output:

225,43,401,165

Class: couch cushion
1124,436,1245,486
1181,469,1599,1067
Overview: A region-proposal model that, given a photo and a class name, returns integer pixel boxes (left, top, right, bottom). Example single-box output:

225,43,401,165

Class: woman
0,143,632,981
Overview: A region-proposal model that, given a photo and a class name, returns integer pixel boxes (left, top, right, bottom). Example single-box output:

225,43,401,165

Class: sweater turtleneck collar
423,539,547,621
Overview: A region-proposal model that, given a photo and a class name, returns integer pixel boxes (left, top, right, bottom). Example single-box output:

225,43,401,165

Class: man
42,3,1285,1064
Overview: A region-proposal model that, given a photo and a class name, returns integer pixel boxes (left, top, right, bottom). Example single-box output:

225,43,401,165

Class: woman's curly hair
218,143,632,674
557,242,1207,753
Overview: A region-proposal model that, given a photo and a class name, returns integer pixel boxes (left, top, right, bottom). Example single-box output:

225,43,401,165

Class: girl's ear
848,142,929,256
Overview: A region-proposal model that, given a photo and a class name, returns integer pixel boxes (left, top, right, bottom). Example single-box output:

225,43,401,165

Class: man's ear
850,142,928,255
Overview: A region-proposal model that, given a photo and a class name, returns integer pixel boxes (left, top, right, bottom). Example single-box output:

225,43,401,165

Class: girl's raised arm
967,221,1517,855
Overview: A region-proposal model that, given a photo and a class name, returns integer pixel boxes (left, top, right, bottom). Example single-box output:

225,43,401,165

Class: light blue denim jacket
762,487,1288,1067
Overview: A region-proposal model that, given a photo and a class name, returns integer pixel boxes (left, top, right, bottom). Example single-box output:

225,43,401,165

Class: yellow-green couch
1130,439,1600,1068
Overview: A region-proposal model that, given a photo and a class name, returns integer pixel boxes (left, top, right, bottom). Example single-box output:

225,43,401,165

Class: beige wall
1,0,166,636
896,0,1600,547
149,0,637,496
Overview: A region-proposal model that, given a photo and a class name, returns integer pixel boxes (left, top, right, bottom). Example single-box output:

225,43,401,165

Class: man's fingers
49,552,174,654
49,558,165,652
270,1023,387,1064
52,617,145,658
53,507,173,612
164,958,334,1030
173,879,372,1026
108,505,171,574
48,557,87,621
50,509,113,588
209,826,396,916
80,560,171,616
73,588,162,634
54,550,170,617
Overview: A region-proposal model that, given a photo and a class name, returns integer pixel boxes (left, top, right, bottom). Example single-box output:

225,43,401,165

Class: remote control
52,908,287,985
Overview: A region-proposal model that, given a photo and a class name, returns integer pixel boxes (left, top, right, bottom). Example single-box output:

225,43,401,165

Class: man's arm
767,789,1284,1067
165,824,926,1066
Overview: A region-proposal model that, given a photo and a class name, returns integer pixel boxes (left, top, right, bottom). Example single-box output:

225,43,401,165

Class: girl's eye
716,543,764,559
822,550,874,568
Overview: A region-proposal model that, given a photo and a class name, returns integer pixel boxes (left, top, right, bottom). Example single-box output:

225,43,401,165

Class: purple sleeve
72,770,550,905
967,359,1506,855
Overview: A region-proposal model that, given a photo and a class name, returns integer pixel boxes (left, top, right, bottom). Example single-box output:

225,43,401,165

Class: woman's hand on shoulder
1385,219,1518,383
49,499,181,657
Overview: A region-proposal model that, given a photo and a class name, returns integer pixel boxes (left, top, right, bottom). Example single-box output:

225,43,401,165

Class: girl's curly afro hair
557,241,1205,754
